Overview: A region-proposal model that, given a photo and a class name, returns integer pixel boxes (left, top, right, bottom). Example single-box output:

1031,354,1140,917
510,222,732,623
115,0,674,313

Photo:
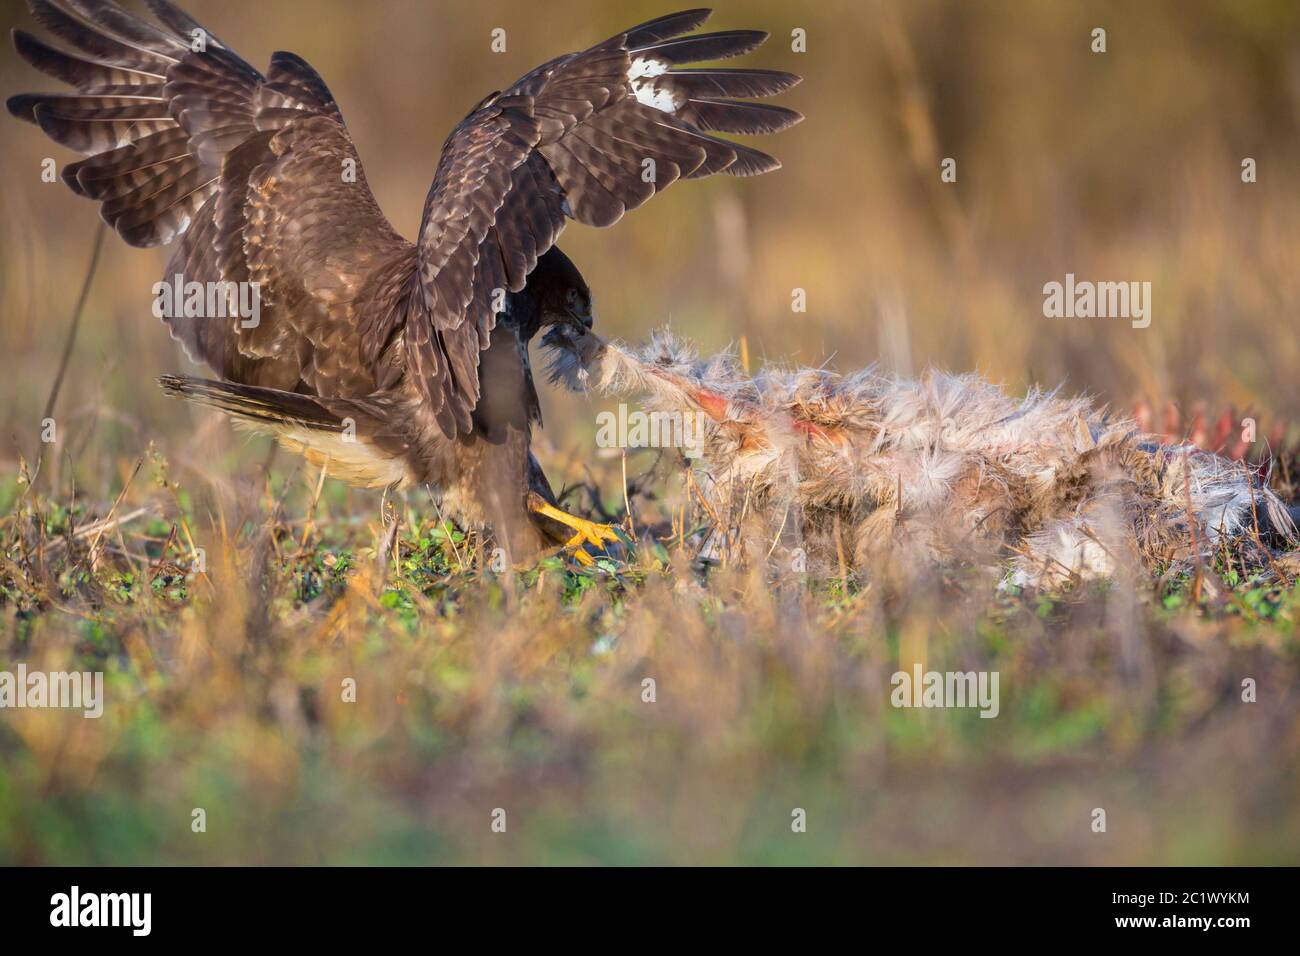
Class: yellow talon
568,540,597,567
529,492,622,566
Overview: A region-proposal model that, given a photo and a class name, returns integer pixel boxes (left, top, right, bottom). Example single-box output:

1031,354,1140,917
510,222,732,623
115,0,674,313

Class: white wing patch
633,84,680,113
629,56,669,80
628,57,680,114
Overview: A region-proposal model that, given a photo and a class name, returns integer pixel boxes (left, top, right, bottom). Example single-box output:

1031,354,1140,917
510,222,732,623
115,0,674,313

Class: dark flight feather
10,2,800,443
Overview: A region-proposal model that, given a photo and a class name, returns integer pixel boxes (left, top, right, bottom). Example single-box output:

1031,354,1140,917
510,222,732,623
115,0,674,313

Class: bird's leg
527,492,622,566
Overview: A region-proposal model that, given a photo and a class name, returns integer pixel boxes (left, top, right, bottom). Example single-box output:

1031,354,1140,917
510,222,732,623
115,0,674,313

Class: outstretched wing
7,0,413,396
406,7,802,435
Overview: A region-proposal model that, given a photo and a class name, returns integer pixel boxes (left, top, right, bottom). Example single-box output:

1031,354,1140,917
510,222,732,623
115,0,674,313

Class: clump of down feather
545,327,1298,588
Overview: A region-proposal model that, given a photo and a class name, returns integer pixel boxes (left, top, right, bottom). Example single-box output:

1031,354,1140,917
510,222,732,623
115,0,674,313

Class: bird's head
550,282,594,331
531,246,594,343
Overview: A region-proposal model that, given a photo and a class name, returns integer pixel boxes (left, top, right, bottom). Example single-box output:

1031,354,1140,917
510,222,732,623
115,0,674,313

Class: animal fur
545,327,1299,588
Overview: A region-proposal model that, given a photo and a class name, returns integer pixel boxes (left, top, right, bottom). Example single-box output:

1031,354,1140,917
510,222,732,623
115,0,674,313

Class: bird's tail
159,375,412,488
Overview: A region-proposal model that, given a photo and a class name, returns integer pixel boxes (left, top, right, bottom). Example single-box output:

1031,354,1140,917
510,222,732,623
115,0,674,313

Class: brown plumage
8,2,801,562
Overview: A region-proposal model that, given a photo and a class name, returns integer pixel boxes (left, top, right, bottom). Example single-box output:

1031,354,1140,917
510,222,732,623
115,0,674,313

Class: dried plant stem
87,456,143,573
833,514,848,594
377,502,401,582
43,222,107,425
1182,452,1204,603
426,486,467,573
621,450,635,537
301,458,330,548
45,504,151,554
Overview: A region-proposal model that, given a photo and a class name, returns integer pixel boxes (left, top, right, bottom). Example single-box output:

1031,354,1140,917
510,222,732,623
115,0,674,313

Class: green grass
2,458,1299,866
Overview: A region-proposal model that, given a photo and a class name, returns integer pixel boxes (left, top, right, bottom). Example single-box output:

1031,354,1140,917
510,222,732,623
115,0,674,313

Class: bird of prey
8,1,801,564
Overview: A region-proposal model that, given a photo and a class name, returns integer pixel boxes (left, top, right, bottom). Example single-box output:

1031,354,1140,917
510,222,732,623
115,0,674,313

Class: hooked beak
567,307,594,331
541,311,592,352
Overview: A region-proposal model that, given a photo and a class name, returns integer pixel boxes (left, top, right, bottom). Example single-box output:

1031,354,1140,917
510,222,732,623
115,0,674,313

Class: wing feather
412,8,801,433
9,0,415,399
11,3,800,441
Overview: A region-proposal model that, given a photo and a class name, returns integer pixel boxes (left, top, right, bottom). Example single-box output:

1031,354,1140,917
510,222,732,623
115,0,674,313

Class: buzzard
8,1,801,563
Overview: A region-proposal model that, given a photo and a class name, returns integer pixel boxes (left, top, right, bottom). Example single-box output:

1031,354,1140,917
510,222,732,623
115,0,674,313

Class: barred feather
10,2,799,453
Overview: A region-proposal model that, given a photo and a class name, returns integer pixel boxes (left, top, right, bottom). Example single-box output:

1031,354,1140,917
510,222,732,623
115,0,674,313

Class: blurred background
3,0,1300,491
